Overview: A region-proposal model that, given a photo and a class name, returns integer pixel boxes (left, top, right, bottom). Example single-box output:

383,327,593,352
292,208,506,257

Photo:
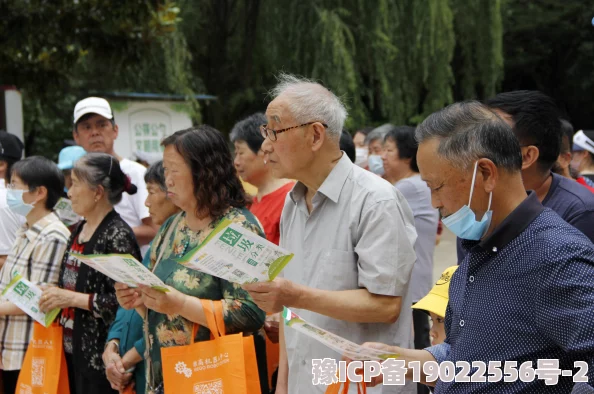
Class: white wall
4,89,24,147
111,100,193,160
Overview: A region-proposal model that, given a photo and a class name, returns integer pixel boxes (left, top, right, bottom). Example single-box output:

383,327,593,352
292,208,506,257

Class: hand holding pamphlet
71,253,169,292
283,307,399,361
178,219,293,284
1,274,61,327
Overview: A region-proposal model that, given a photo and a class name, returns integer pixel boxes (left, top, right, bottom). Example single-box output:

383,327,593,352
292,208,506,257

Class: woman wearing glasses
0,157,71,393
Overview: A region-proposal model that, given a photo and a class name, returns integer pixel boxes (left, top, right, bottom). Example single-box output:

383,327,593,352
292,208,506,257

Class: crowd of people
0,73,591,394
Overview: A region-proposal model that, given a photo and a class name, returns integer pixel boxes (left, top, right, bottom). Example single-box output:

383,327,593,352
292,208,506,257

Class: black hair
11,156,65,210
74,113,116,132
340,129,356,163
144,161,166,191
4,158,18,184
485,90,561,173
354,127,374,137
229,113,267,154
162,125,248,218
559,119,574,154
73,153,137,205
385,126,419,172
0,131,24,183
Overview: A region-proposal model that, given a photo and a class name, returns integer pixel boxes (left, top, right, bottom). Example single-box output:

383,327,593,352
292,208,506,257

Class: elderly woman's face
163,145,195,213
381,138,410,181
145,181,180,226
68,171,100,217
233,141,267,186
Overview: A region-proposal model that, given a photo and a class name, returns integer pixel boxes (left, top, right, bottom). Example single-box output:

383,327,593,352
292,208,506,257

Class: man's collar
289,153,353,204
478,191,544,252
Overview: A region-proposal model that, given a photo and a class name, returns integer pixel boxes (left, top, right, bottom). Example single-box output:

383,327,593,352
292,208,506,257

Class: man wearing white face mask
0,156,70,393
354,101,594,393
365,125,392,176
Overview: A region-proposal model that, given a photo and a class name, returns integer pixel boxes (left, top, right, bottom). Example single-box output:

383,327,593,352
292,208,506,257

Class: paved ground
432,227,458,282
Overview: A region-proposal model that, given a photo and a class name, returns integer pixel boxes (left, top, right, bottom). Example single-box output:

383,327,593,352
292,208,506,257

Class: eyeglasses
6,183,30,191
259,122,328,142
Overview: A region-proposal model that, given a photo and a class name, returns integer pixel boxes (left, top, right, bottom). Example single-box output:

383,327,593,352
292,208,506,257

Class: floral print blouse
145,207,268,392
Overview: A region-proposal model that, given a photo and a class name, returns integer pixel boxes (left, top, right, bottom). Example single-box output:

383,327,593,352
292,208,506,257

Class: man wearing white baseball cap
72,97,157,254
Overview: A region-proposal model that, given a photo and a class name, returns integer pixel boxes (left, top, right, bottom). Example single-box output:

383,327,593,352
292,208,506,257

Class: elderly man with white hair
243,74,418,394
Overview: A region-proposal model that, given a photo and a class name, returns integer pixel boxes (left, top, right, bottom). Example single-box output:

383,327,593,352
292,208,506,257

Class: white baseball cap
73,97,113,125
573,130,594,155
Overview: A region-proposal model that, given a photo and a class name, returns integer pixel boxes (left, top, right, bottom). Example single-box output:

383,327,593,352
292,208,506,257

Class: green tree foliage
0,0,195,156
500,0,594,129
1,0,505,155
186,0,502,132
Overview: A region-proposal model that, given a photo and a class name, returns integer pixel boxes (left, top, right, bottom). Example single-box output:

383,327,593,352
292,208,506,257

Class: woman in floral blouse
40,153,141,394
115,126,268,394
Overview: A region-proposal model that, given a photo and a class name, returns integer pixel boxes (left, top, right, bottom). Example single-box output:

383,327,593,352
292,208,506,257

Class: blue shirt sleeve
106,306,126,343
107,245,152,354
133,334,146,360
130,245,152,359
535,243,594,388
425,343,450,364
566,210,594,243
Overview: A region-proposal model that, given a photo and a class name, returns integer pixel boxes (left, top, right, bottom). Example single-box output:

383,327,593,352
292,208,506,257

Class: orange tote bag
161,299,260,393
16,322,70,394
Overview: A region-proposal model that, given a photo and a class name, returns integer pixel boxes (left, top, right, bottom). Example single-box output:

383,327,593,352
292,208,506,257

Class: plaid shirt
0,212,70,370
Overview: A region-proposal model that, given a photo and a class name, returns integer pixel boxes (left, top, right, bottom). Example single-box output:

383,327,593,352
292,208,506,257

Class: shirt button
459,320,465,327
492,247,498,252
469,276,475,283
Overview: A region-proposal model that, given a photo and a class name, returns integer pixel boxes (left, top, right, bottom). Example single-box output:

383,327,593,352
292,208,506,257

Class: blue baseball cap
58,146,86,170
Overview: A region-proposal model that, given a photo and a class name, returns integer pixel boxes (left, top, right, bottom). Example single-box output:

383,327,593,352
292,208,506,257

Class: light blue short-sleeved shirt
394,174,439,303
281,154,418,393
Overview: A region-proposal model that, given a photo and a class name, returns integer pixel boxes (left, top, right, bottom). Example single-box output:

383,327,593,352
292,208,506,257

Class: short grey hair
365,124,394,145
415,101,522,172
144,161,166,191
270,73,347,142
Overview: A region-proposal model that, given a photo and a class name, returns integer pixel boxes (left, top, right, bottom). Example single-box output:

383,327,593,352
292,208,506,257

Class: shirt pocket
316,249,358,291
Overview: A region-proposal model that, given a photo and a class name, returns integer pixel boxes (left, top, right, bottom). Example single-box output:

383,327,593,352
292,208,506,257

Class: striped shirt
0,212,70,371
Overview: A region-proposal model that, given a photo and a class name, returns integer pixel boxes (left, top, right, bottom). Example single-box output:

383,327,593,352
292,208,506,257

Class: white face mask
355,148,368,168
367,155,384,176
6,189,35,217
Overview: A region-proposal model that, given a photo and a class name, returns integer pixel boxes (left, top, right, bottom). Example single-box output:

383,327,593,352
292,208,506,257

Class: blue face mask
441,161,493,241
368,155,384,176
6,189,35,217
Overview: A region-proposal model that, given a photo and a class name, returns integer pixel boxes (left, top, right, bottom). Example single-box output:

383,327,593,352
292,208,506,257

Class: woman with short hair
381,126,439,394
103,160,181,394
115,125,268,394
0,156,71,393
